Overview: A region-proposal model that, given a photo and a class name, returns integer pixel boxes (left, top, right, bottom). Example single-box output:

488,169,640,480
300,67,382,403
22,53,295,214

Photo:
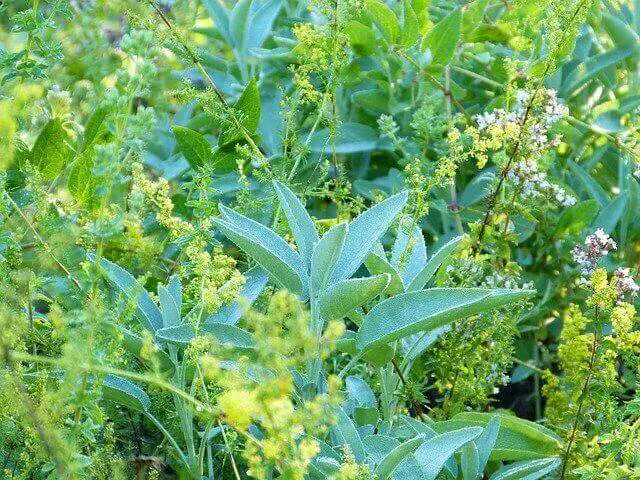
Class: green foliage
1,0,640,479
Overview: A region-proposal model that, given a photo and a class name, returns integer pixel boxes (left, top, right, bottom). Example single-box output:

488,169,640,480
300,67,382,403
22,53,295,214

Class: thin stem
560,309,600,479
391,358,426,421
146,412,191,472
219,420,242,480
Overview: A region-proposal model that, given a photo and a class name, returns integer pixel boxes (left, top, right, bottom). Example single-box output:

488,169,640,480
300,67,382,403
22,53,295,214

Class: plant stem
559,313,600,479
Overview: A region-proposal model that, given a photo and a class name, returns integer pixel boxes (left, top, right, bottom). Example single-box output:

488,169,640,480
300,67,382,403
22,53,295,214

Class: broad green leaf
602,13,640,69
308,123,379,154
318,274,390,321
32,118,74,180
356,288,534,350
329,191,409,283
273,180,319,267
488,458,561,480
203,0,231,42
89,255,163,333
365,0,400,44
345,21,377,56
365,244,405,295
407,236,463,291
374,435,426,480
422,8,461,66
593,192,628,233
414,427,482,480
346,375,376,408
552,199,600,238
243,0,284,53
461,442,480,480
172,125,212,169
68,148,99,209
219,78,261,146
102,375,150,412
568,161,609,205
391,222,427,288
400,0,420,48
562,48,634,96
156,323,254,349
205,266,268,325
332,407,366,462
230,0,251,50
83,106,108,150
167,276,182,314
401,416,458,478
214,204,308,298
435,413,562,461
158,285,181,327
311,223,348,293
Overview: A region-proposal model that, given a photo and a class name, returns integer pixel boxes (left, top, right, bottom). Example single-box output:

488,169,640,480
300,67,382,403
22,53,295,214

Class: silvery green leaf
357,288,534,350
329,191,409,284
158,285,180,327
461,442,480,480
311,222,348,293
156,323,254,349
273,180,318,268
374,435,426,480
414,427,483,480
407,236,463,291
89,255,163,333
214,204,308,299
391,220,427,288
331,407,366,462
488,458,561,480
318,274,390,321
102,375,150,413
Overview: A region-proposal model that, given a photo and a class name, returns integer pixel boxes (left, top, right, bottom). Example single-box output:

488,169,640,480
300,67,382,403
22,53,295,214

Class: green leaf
414,427,483,480
391,222,427,288
562,48,634,97
461,442,480,480
346,21,377,56
219,78,261,147
365,0,400,44
158,285,181,327
332,407,366,462
32,118,74,180
318,274,390,321
488,458,561,480
374,435,426,480
308,123,379,154
365,244,405,295
172,125,212,169
83,107,108,150
400,0,420,48
401,416,458,478
593,192,628,233
552,199,600,238
356,288,534,350
476,416,500,475
68,148,99,209
156,323,255,349
243,0,284,53
421,8,461,66
330,191,409,283
311,223,348,293
203,0,232,43
102,375,150,412
602,13,640,70
89,255,163,333
407,236,463,291
436,413,562,461
214,204,308,299
568,160,609,206
273,180,319,268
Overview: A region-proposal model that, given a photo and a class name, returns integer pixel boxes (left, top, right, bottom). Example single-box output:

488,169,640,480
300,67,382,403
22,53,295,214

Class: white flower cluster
474,88,568,132
507,158,576,207
571,228,617,281
614,267,640,304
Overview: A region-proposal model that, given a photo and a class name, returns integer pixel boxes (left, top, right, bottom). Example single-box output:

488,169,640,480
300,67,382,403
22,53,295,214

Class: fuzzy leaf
89,255,163,333
400,0,420,48
329,191,409,284
102,375,150,413
414,427,483,480
374,435,426,480
356,288,534,350
422,8,461,66
158,285,181,327
365,0,400,43
318,274,390,321
273,180,319,268
214,204,308,298
488,458,561,480
331,407,366,462
407,236,463,291
311,223,348,293
156,323,254,349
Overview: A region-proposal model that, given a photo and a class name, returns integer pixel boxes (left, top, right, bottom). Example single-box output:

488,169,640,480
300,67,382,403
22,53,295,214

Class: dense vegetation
1,0,640,478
